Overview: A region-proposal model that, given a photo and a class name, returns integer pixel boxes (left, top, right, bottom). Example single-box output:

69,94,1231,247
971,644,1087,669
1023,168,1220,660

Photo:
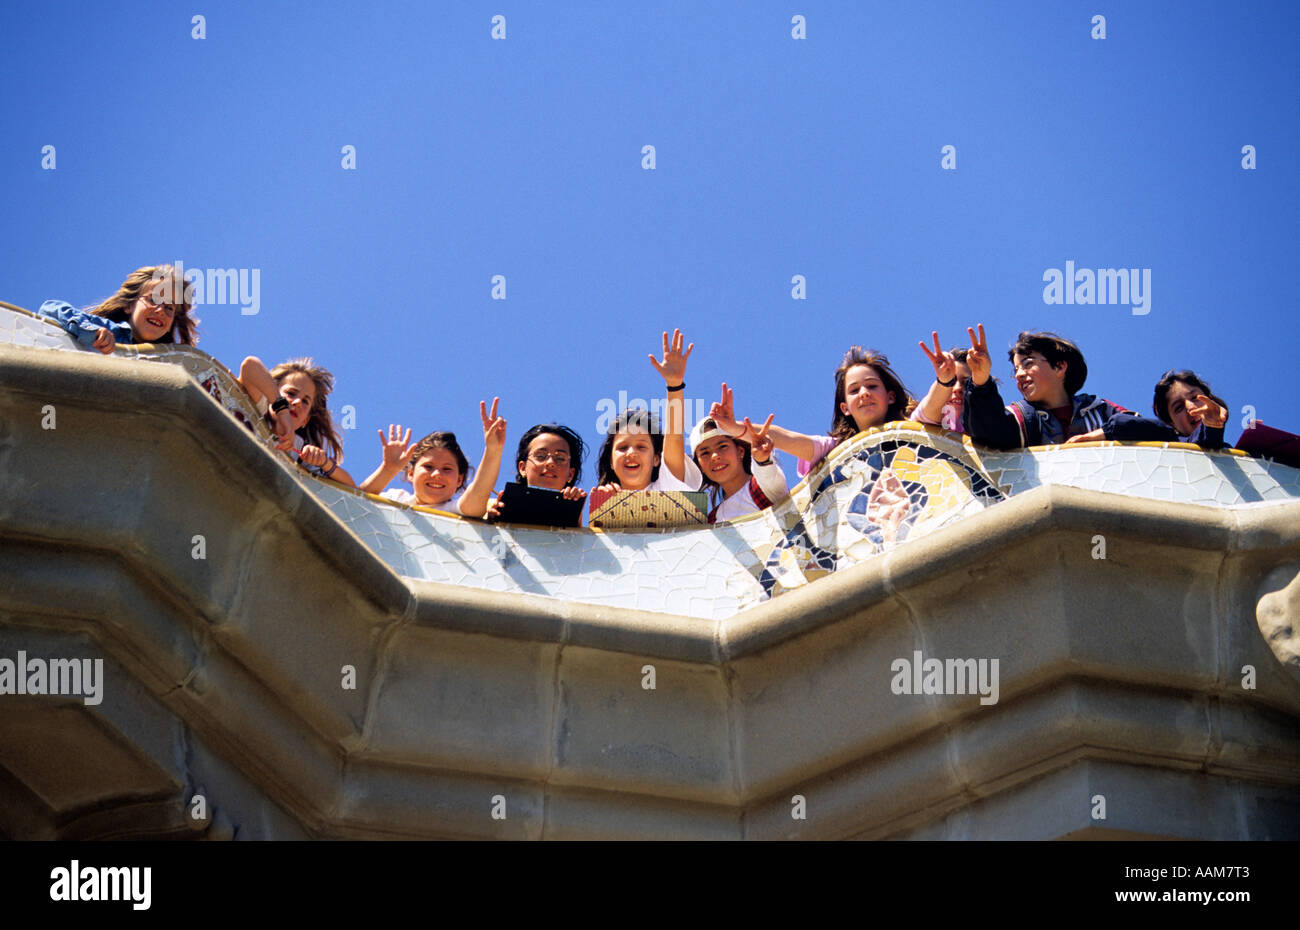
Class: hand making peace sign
965,323,992,385
709,383,750,440
918,330,958,386
743,413,776,463
480,397,507,453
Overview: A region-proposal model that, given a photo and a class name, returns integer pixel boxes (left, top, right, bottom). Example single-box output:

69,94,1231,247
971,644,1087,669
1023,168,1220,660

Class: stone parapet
1,330,1298,839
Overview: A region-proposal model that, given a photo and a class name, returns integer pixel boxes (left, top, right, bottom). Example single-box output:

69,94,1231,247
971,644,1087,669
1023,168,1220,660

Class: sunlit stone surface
2,303,1298,840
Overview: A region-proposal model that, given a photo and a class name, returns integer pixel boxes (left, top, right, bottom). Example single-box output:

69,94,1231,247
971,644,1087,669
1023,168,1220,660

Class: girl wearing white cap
690,406,788,524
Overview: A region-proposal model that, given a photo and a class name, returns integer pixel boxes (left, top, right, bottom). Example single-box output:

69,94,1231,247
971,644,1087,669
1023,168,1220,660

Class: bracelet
321,459,338,477
753,458,772,466
666,382,685,392
270,397,291,413
936,375,956,387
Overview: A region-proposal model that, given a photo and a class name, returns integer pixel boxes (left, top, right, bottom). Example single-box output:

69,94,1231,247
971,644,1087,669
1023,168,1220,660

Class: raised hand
92,327,116,355
480,397,507,452
965,323,992,385
378,424,416,469
649,328,693,385
743,414,776,463
708,382,748,438
1188,394,1227,429
919,331,958,386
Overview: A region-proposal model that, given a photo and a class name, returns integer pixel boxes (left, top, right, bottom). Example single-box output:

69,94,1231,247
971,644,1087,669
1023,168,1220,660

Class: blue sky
4,1,1296,489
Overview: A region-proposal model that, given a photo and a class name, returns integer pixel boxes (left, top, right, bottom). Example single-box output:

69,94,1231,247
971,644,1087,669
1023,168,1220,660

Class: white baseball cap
688,416,739,455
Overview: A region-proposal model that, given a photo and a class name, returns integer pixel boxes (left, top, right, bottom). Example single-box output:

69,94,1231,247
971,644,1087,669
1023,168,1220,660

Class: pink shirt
796,435,840,478
796,409,944,476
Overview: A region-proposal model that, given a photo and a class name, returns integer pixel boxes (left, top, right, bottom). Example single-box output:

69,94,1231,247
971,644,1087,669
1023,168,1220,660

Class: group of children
39,265,1244,528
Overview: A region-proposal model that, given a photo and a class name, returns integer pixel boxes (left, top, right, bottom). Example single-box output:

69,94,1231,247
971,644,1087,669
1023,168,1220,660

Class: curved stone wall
2,304,1299,840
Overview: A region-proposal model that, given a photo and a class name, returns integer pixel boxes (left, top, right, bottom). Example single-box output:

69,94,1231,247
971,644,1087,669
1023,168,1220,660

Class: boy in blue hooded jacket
961,326,1128,448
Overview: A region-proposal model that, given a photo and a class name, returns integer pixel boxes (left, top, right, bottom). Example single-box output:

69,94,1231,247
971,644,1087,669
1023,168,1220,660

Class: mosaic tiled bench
6,301,1298,623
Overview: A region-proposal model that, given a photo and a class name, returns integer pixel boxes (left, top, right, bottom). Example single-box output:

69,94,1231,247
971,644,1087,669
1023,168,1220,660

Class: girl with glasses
485,423,587,522
38,265,198,353
514,424,586,494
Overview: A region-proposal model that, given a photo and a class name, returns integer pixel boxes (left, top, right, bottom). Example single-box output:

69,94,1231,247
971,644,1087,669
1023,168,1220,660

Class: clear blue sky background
4,1,1296,489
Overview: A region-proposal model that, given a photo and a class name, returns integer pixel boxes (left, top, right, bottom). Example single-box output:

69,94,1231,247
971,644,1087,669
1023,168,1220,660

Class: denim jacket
38,300,134,349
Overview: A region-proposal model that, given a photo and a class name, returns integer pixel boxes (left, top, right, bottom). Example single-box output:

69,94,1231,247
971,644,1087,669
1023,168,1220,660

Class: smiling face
519,432,576,490
1165,380,1204,436
277,371,316,432
409,447,464,505
1012,351,1069,407
610,431,660,490
694,434,748,496
128,292,177,343
840,364,896,431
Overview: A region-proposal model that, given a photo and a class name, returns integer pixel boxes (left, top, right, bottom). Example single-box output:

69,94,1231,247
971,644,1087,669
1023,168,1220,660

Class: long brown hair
92,265,199,346
270,358,344,462
829,347,916,442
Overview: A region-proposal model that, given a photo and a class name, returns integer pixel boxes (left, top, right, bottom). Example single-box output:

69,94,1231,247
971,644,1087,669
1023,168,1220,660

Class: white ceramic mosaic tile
5,304,278,445
300,426,1300,620
6,305,1300,621
0,304,78,350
